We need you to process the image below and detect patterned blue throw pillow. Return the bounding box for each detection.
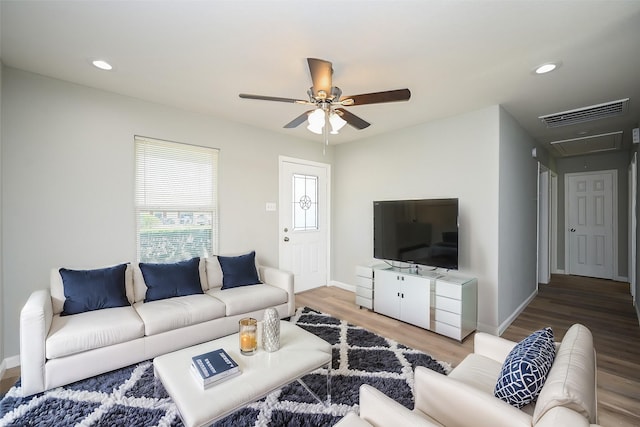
[494,327,556,408]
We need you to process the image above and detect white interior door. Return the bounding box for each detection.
[566,170,615,279]
[279,157,330,293]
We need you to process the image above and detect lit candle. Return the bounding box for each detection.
[240,332,256,351]
[239,317,258,355]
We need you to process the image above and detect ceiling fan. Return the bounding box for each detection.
[239,58,411,147]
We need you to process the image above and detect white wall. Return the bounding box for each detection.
[332,106,502,332]
[497,107,539,331]
[1,67,330,357]
[0,62,4,370]
[635,143,640,322]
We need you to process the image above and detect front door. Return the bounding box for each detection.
[279,157,330,293]
[566,170,616,279]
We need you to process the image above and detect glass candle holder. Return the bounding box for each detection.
[239,317,258,355]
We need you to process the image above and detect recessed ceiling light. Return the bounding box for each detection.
[92,59,113,71]
[534,62,559,75]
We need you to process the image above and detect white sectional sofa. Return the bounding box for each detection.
[19,254,294,397]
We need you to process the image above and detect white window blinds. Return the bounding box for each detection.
[135,136,219,262]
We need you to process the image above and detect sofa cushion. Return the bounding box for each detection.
[59,263,130,316]
[140,257,203,302]
[218,251,261,289]
[449,353,504,394]
[205,256,224,290]
[208,284,288,316]
[532,324,596,424]
[494,327,556,408]
[51,264,135,316]
[46,306,144,359]
[134,294,226,336]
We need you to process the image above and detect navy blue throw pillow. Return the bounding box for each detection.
[140,257,203,302]
[494,327,556,408]
[60,263,129,316]
[218,251,261,289]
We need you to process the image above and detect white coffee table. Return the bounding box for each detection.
[153,321,332,427]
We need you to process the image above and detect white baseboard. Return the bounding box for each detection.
[1,355,20,379]
[497,288,538,336]
[551,269,628,283]
[329,280,355,293]
[4,355,20,369]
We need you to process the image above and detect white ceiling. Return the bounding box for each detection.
[2,0,640,156]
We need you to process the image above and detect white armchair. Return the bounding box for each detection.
[336,324,601,427]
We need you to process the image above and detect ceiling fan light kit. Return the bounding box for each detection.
[329,111,347,134]
[239,58,411,151]
[306,109,325,134]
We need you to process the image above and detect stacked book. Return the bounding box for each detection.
[190,348,241,389]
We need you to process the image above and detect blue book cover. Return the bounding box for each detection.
[191,348,239,380]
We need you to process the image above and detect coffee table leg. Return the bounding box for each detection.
[297,361,331,406]
[325,360,332,405]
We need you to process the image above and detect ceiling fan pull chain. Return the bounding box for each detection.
[323,109,329,154]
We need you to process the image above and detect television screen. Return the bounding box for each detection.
[373,198,459,269]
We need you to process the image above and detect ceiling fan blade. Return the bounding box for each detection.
[239,93,309,104]
[307,58,333,98]
[284,110,314,128]
[340,88,411,106]
[335,108,370,130]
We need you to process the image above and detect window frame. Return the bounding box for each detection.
[134,136,219,263]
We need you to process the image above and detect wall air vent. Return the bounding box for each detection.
[539,98,629,128]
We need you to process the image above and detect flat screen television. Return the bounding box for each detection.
[373,198,459,269]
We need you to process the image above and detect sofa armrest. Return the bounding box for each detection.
[333,412,372,427]
[359,384,441,427]
[258,266,295,317]
[473,332,518,363]
[413,366,532,427]
[535,406,598,427]
[20,289,53,396]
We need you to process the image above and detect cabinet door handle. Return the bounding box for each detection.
[401,293,404,298]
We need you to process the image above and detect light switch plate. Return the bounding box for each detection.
[266,202,277,211]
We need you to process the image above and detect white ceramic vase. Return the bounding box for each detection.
[262,307,280,352]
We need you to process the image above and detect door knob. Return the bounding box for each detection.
[284,237,290,242]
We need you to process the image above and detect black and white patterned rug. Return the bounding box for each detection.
[0,307,451,426]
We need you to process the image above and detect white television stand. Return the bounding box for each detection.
[362,265,477,341]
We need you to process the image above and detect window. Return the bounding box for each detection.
[135,136,218,262]
[292,173,318,231]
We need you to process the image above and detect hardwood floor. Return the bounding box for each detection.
[297,274,640,427]
[2,274,638,426]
